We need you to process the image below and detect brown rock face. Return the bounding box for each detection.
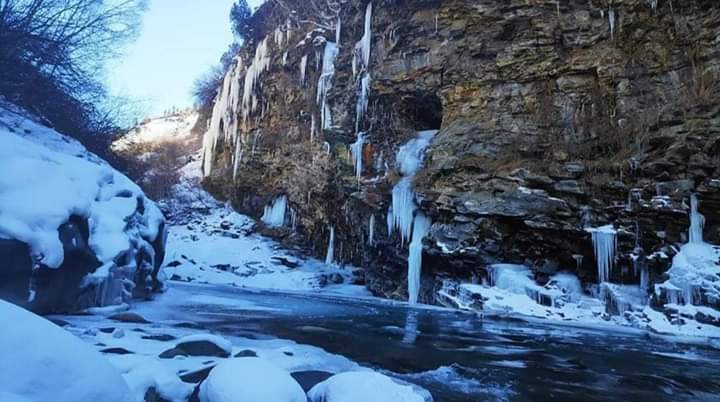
[201,0,720,304]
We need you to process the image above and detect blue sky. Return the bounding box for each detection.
[109,0,264,118]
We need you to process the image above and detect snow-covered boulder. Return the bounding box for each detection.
[308,371,428,402]
[199,358,305,402]
[0,102,166,312]
[0,300,134,402]
[160,334,232,358]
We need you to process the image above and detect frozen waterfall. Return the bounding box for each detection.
[689,194,705,244]
[386,130,436,304]
[408,213,431,304]
[388,130,436,244]
[586,225,617,283]
[325,226,335,265]
[261,196,287,228]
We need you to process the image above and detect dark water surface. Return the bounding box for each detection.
[160,283,720,402]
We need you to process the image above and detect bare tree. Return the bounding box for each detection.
[0,0,147,136]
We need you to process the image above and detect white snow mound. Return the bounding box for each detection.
[308,371,427,402]
[0,300,134,402]
[199,358,306,402]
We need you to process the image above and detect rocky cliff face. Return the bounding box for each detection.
[200,0,720,314]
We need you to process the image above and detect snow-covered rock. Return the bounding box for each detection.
[0,102,166,312]
[308,371,427,402]
[0,300,134,402]
[199,358,306,402]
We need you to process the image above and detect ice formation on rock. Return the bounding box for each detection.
[201,57,244,176]
[388,131,436,244]
[317,40,339,131]
[689,193,705,244]
[386,131,436,304]
[408,213,431,304]
[586,225,617,283]
[368,214,376,245]
[261,196,288,228]
[299,55,308,86]
[325,226,335,265]
[350,131,366,179]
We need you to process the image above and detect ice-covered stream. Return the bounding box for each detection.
[58,281,720,402]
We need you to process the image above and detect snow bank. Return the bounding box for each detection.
[199,358,306,402]
[308,371,426,402]
[0,104,163,269]
[0,300,134,402]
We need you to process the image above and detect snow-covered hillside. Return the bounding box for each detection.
[0,102,166,313]
[112,111,198,153]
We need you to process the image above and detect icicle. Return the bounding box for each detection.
[408,213,431,305]
[368,214,376,245]
[608,8,616,40]
[310,114,316,141]
[350,132,366,179]
[689,194,705,244]
[299,55,308,86]
[317,40,339,131]
[261,196,288,228]
[282,51,288,66]
[355,74,370,133]
[572,254,584,271]
[353,2,373,76]
[335,17,342,46]
[232,136,243,180]
[586,225,617,283]
[325,227,335,265]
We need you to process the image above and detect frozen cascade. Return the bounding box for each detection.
[317,40,339,131]
[350,132,366,179]
[325,226,335,265]
[388,130,436,244]
[408,213,431,304]
[261,196,287,228]
[586,225,617,283]
[368,214,376,245]
[689,194,705,244]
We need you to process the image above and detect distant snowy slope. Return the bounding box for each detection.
[112,111,198,152]
[0,101,167,312]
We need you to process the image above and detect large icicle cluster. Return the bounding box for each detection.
[202,23,293,177]
[386,130,436,304]
[241,38,272,124]
[261,196,288,228]
[201,57,244,176]
[586,225,617,283]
